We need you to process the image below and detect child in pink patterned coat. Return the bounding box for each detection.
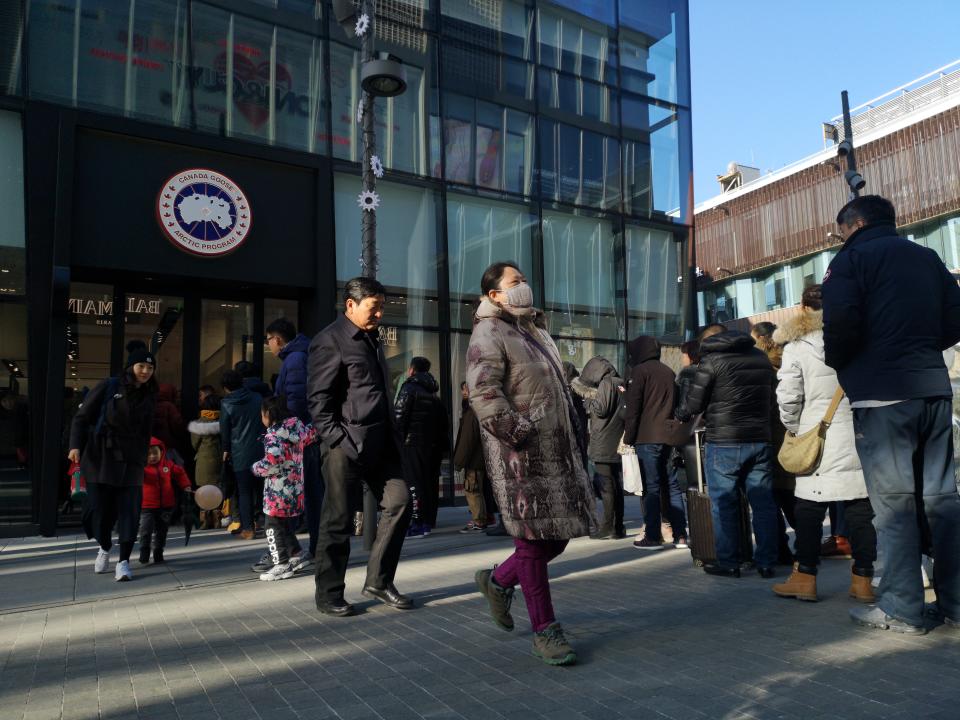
[252,396,317,581]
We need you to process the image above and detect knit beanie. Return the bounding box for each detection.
[125,340,156,369]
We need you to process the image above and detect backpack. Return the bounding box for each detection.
[93,376,122,442]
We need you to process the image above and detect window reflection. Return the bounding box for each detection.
[537,5,616,84]
[619,0,688,106]
[540,119,620,209]
[623,102,682,218]
[625,226,682,337]
[441,0,533,59]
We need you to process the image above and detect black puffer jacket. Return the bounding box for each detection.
[679,331,775,444]
[394,372,449,450]
[571,356,624,464]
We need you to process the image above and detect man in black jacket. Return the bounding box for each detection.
[622,336,688,550]
[394,357,448,536]
[307,277,412,616]
[823,195,960,634]
[572,356,626,539]
[680,328,779,578]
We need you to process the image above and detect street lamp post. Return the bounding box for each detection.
[837,90,866,199]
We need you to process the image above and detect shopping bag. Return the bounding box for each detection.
[621,451,643,496]
[69,462,86,502]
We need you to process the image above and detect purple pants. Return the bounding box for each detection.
[493,538,568,632]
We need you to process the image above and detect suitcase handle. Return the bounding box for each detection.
[694,429,705,493]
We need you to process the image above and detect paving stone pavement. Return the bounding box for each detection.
[2,499,960,720]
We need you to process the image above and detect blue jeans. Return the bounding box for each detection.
[853,398,960,626]
[704,442,778,570]
[636,444,687,541]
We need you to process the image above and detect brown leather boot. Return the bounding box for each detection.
[773,564,818,601]
[849,568,876,603]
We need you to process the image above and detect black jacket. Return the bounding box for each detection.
[220,388,265,471]
[679,331,774,444]
[571,356,624,464]
[307,314,399,463]
[822,222,960,402]
[453,402,484,471]
[69,373,156,486]
[622,336,686,446]
[675,365,697,418]
[394,372,449,450]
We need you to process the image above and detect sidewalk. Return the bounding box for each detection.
[2,499,959,720]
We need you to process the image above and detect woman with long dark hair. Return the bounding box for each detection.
[468,261,597,666]
[68,341,159,581]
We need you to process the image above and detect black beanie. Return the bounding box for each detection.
[125,340,156,369]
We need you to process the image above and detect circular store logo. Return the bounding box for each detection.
[156,169,251,257]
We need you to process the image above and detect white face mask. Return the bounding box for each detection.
[503,282,534,308]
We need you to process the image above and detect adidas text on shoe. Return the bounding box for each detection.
[633,536,665,551]
[260,562,295,581]
[532,623,576,666]
[94,549,111,574]
[849,605,926,635]
[114,560,133,582]
[475,568,515,631]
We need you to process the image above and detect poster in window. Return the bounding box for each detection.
[475,125,501,189]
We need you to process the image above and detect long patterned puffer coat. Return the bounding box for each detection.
[466,298,598,540]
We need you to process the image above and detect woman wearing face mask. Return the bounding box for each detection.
[467,262,598,667]
[68,341,160,582]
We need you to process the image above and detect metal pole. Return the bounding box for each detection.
[360,0,378,279]
[841,90,860,198]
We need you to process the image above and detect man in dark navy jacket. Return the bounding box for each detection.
[307,277,412,617]
[823,194,960,635]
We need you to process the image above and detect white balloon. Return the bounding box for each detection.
[194,485,224,511]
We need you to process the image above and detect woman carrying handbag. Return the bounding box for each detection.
[770,285,877,603]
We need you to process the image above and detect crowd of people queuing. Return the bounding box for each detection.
[66,194,960,665]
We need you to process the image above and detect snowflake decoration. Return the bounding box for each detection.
[354,13,370,37]
[370,155,384,179]
[357,189,381,212]
[356,98,364,125]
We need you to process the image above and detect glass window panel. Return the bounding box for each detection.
[329,41,432,175]
[537,68,618,124]
[539,119,620,209]
[262,298,299,388]
[542,210,619,339]
[625,226,683,338]
[619,0,688,105]
[447,193,536,329]
[545,0,615,27]
[124,294,184,388]
[1,2,24,95]
[199,299,255,389]
[537,6,615,84]
[334,174,439,326]
[441,0,533,60]
[553,337,623,377]
[248,0,320,14]
[26,0,77,103]
[624,104,682,218]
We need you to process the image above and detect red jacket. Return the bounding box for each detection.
[142,437,191,509]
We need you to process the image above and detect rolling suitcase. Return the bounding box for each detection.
[686,430,754,567]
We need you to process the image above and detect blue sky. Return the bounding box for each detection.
[689,0,960,204]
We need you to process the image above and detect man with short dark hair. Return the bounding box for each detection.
[394,356,448,537]
[308,277,412,616]
[823,194,960,634]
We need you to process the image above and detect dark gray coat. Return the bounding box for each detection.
[571,357,624,464]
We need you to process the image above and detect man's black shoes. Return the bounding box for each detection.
[316,594,356,617]
[703,564,741,578]
[758,567,776,579]
[362,583,414,610]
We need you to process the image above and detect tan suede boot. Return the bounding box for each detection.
[849,569,876,603]
[773,564,818,602]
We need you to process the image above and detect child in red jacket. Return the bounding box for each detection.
[139,437,192,564]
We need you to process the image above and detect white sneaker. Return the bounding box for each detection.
[115,560,133,582]
[260,562,294,581]
[94,549,110,574]
[291,551,314,573]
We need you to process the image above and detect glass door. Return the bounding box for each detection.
[199,299,255,389]
[123,293,185,390]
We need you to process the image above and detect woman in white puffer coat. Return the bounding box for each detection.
[770,284,877,603]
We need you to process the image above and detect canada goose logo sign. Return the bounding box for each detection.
[157,169,251,257]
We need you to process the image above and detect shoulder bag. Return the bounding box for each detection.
[777,387,844,475]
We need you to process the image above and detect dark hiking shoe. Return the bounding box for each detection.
[475,568,515,631]
[138,545,151,565]
[153,548,165,564]
[532,623,577,666]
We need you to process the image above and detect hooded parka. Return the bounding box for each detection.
[570,356,624,464]
[466,298,597,540]
[188,411,222,487]
[774,310,868,502]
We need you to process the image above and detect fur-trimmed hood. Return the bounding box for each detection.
[188,419,221,435]
[773,309,823,346]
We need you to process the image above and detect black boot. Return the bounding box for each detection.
[153,547,165,564]
[138,540,151,565]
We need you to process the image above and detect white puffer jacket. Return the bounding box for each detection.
[774,310,868,502]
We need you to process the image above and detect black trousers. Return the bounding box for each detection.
[594,462,625,534]
[83,482,142,552]
[794,497,877,572]
[265,515,302,565]
[302,443,325,556]
[139,507,174,552]
[401,445,442,528]
[315,446,411,602]
[774,487,797,557]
